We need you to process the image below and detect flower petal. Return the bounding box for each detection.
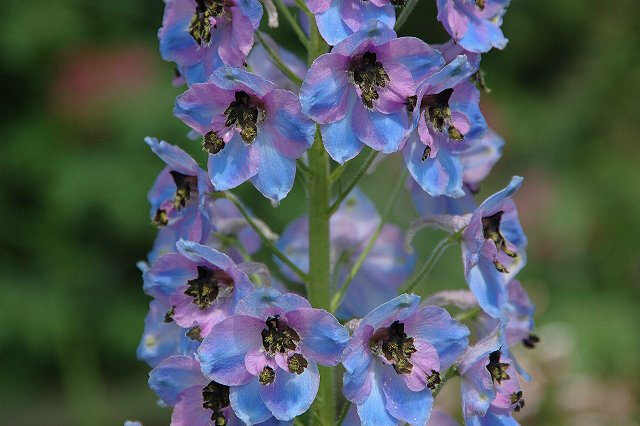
[208,135,260,190]
[259,360,320,420]
[251,132,297,202]
[380,363,433,425]
[285,308,349,366]
[320,95,364,163]
[148,356,207,405]
[230,377,274,425]
[300,53,351,123]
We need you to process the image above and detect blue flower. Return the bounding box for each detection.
[305,0,395,46]
[197,287,349,421]
[145,137,214,263]
[461,177,527,318]
[175,66,315,201]
[159,0,263,85]
[437,0,511,54]
[300,21,445,163]
[342,294,469,425]
[143,240,254,337]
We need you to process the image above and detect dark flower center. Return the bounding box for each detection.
[153,208,168,227]
[486,350,510,384]
[261,316,300,354]
[522,334,540,349]
[370,321,417,375]
[224,91,264,144]
[390,0,408,6]
[511,391,525,412]
[203,131,226,154]
[422,88,464,141]
[481,210,517,272]
[187,325,204,341]
[189,0,225,45]
[426,370,441,390]
[185,266,234,310]
[349,51,390,109]
[202,380,230,424]
[170,171,198,210]
[163,306,175,323]
[475,0,486,11]
[287,353,308,374]
[259,366,276,385]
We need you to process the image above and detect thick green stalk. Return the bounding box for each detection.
[306,16,334,425]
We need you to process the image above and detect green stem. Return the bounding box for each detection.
[327,148,379,215]
[395,0,419,31]
[455,306,482,323]
[402,236,455,294]
[336,400,351,426]
[306,15,334,424]
[222,192,309,282]
[273,0,310,49]
[255,31,303,86]
[330,168,408,313]
[294,0,312,16]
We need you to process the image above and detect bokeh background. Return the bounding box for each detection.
[1,0,639,424]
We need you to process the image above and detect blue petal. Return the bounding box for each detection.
[197,315,264,386]
[285,308,349,366]
[320,95,364,163]
[235,287,311,318]
[380,364,433,425]
[333,20,397,56]
[208,135,259,191]
[251,131,297,202]
[360,294,420,329]
[209,66,275,97]
[148,356,205,405]
[467,255,507,318]
[402,132,465,197]
[355,366,397,426]
[466,411,520,426]
[315,0,353,46]
[259,361,320,421]
[353,101,410,153]
[479,176,523,213]
[230,377,273,425]
[236,0,264,29]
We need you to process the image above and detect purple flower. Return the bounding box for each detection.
[144,240,254,337]
[149,355,290,425]
[462,177,527,318]
[175,66,315,201]
[342,294,469,425]
[436,0,511,54]
[458,326,524,426]
[159,0,263,85]
[408,127,504,216]
[276,188,415,319]
[402,55,488,198]
[197,287,349,421]
[300,21,445,163]
[137,300,200,367]
[305,0,395,46]
[247,33,307,93]
[145,137,214,263]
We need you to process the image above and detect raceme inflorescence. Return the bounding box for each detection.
[134,0,538,425]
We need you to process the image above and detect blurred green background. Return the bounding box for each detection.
[1,0,639,424]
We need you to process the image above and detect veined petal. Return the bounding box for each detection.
[251,132,297,202]
[320,95,364,163]
[300,53,351,123]
[259,360,320,420]
[261,89,315,158]
[352,100,410,153]
[149,356,207,405]
[380,363,433,425]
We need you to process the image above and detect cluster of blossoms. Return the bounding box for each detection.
[134,0,540,424]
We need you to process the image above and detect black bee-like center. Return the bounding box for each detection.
[224,91,264,144]
[189,0,226,45]
[349,51,390,109]
[370,321,417,375]
[261,316,300,354]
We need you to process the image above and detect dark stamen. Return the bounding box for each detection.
[153,209,168,227]
[187,325,203,342]
[287,353,308,374]
[522,334,540,349]
[224,91,262,143]
[370,321,417,375]
[189,0,225,45]
[511,391,525,411]
[203,131,225,154]
[202,381,230,425]
[422,88,464,141]
[482,211,518,260]
[406,95,417,112]
[261,316,300,354]
[169,171,197,209]
[349,51,390,109]
[486,350,510,384]
[421,146,431,161]
[259,366,275,385]
[163,307,175,323]
[475,0,486,10]
[185,266,233,310]
[426,370,441,390]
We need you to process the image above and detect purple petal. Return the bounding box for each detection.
[174,82,234,134]
[300,53,352,123]
[198,315,264,386]
[259,360,320,420]
[262,89,315,158]
[342,324,375,404]
[143,253,197,305]
[148,355,207,405]
[171,385,215,426]
[285,308,349,366]
[219,8,256,66]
